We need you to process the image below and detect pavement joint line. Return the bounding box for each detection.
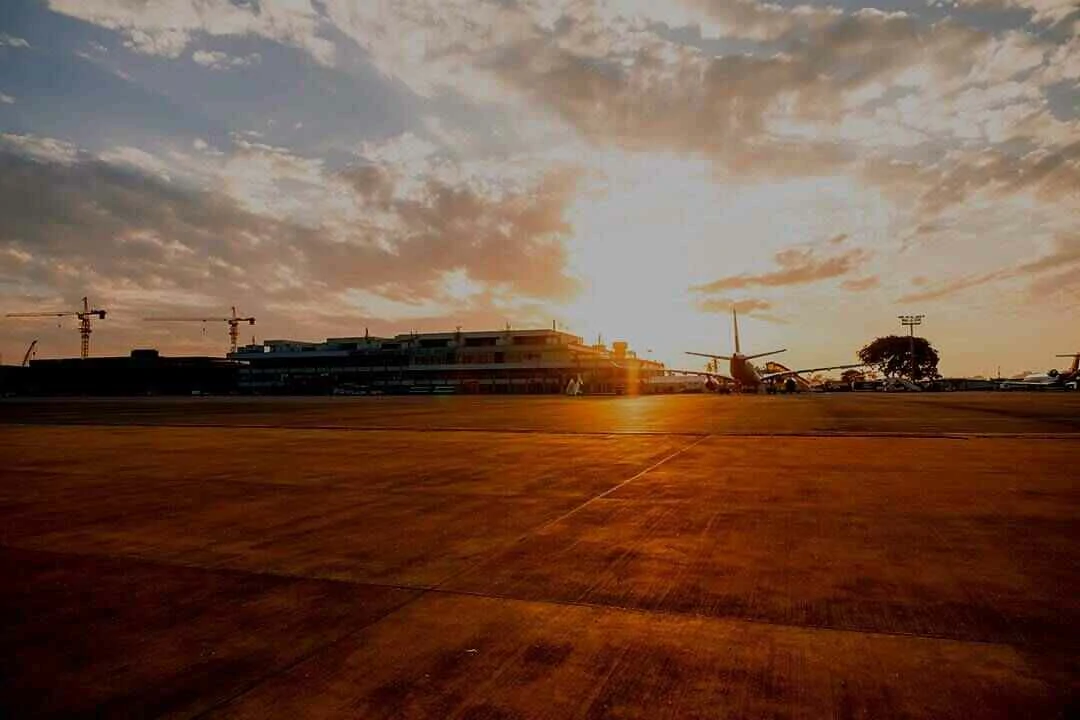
[5,421,1080,439]
[4,543,1044,654]
[523,434,712,538]
[409,434,718,599]
[390,437,716,595]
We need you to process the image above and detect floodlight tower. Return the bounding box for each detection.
[898,314,925,379]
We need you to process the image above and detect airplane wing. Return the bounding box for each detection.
[759,363,865,381]
[685,351,731,361]
[667,369,734,381]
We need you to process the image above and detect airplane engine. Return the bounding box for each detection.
[705,377,718,392]
[1049,369,1059,377]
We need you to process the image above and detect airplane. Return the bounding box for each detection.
[998,353,1080,391]
[664,367,732,393]
[682,307,864,393]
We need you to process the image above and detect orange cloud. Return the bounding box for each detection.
[694,296,787,324]
[692,242,871,293]
[841,276,881,291]
[899,235,1080,302]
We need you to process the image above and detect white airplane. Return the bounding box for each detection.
[682,307,864,393]
[999,353,1080,391]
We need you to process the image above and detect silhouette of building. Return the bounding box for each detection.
[230,328,664,394]
[22,350,241,396]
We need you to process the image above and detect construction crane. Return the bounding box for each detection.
[21,339,38,367]
[144,306,255,355]
[6,297,107,359]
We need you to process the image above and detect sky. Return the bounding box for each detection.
[0,0,1077,376]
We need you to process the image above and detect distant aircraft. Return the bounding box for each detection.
[999,353,1080,391]
[682,307,863,393]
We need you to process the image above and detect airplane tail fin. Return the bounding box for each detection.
[732,307,741,355]
[1056,353,1080,374]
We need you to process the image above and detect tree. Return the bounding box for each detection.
[858,335,940,381]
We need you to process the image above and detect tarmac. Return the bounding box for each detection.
[1,393,1077,718]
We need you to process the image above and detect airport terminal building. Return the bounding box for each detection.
[229,328,665,395]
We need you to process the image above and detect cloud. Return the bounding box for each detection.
[0,93,15,105]
[954,0,1079,26]
[966,31,1048,85]
[1040,39,1080,85]
[681,0,843,41]
[916,142,1080,218]
[898,269,1013,302]
[0,135,583,345]
[862,138,1080,258]
[899,234,1080,301]
[1018,234,1080,273]
[692,237,871,293]
[0,33,30,48]
[356,132,440,175]
[694,296,787,323]
[99,146,173,180]
[470,3,1074,186]
[0,147,282,299]
[47,1,1076,197]
[47,0,334,64]
[191,50,262,70]
[841,276,881,291]
[688,234,871,326]
[0,133,80,165]
[1028,265,1080,300]
[317,0,991,168]
[333,162,583,302]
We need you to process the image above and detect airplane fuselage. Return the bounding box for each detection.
[729,354,763,388]
[1000,372,1078,390]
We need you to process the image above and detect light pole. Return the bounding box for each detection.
[898,314,924,380]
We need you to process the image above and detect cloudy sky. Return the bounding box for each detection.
[0,0,1077,375]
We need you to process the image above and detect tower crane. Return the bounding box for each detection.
[21,339,38,367]
[144,306,255,355]
[6,297,107,359]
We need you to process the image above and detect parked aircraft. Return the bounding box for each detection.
[664,368,731,393]
[682,308,863,393]
[999,353,1080,390]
